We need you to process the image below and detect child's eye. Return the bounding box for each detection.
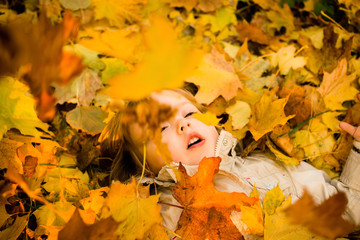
[185,112,195,118]
[161,126,168,132]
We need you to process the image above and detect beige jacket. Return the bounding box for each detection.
[152,130,360,234]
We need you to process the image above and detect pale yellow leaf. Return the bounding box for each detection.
[186,47,243,104]
[317,58,358,110]
[226,101,251,130]
[270,45,306,75]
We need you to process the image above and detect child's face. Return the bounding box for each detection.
[130,90,219,173]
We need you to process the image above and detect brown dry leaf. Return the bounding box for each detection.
[284,190,354,239]
[235,20,281,46]
[22,12,83,122]
[351,102,360,123]
[173,157,258,239]
[22,156,38,178]
[197,0,224,12]
[240,136,266,158]
[278,85,312,127]
[332,107,357,165]
[4,166,48,205]
[269,125,294,156]
[207,96,228,117]
[58,208,118,240]
[186,47,243,105]
[298,25,353,75]
[0,137,24,170]
[0,11,84,122]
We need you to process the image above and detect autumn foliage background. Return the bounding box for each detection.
[1,0,360,239]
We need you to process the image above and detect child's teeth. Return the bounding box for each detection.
[189,137,199,145]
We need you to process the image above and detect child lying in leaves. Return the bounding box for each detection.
[99,88,360,239]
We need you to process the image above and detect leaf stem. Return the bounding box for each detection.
[39,163,77,168]
[320,10,346,32]
[137,142,147,195]
[277,110,332,139]
[158,201,184,209]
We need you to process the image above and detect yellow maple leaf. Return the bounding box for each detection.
[186,47,243,105]
[321,111,341,132]
[270,45,306,75]
[79,26,142,62]
[263,185,286,216]
[79,187,109,215]
[252,0,295,36]
[226,100,251,130]
[248,90,295,141]
[317,58,358,110]
[103,15,203,100]
[292,118,336,160]
[231,186,264,236]
[101,179,163,240]
[194,111,220,126]
[91,0,146,27]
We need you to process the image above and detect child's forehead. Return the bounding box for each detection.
[150,90,191,107]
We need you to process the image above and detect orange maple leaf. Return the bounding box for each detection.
[173,157,258,239]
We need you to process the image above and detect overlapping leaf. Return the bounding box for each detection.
[173,157,258,239]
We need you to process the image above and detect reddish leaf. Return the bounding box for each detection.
[173,157,258,239]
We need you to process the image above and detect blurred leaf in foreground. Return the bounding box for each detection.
[103,15,203,101]
[284,190,354,239]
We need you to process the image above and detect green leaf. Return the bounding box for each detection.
[201,7,237,33]
[314,0,335,17]
[66,106,107,135]
[101,58,130,84]
[0,77,49,140]
[263,185,286,216]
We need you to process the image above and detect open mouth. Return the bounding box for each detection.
[187,137,204,149]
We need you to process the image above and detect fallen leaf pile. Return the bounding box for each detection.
[0,0,360,239]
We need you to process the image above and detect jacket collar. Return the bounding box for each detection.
[215,130,245,165]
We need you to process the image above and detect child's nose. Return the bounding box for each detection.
[177,119,190,134]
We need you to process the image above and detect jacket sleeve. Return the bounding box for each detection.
[332,140,360,225]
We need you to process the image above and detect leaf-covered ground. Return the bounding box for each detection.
[1,0,360,239]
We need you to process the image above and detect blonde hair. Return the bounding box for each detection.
[99,88,205,183]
